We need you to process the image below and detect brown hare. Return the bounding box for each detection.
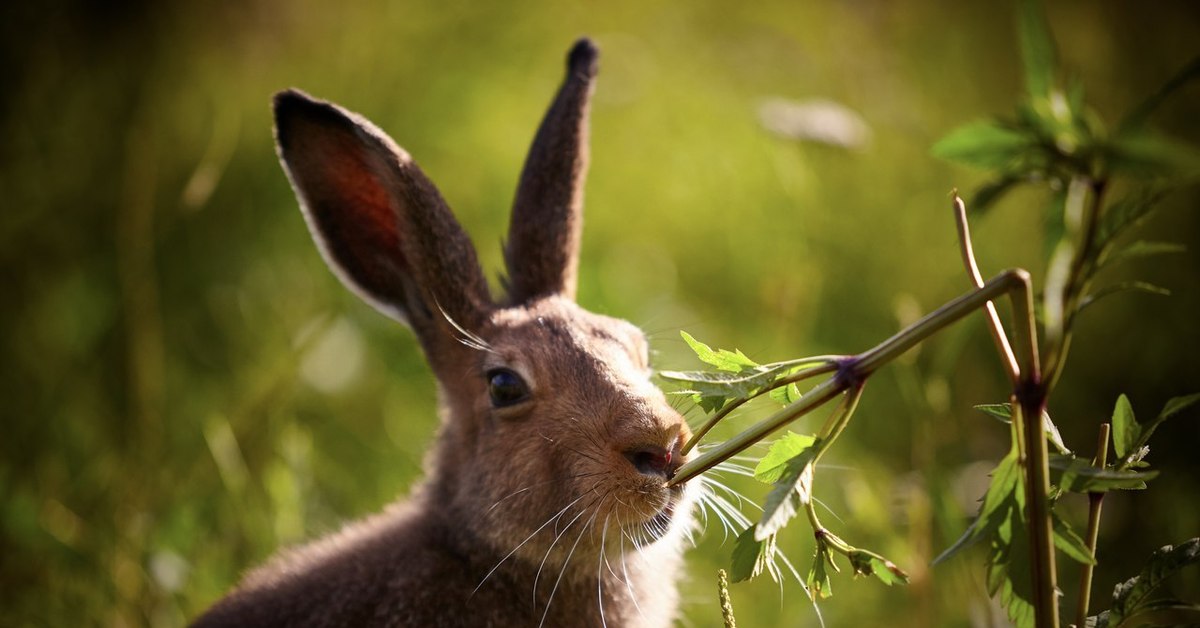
[193,38,696,627]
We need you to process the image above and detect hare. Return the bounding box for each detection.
[193,38,695,627]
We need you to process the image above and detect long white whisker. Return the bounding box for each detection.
[539,507,598,628]
[534,500,593,604]
[473,493,587,594]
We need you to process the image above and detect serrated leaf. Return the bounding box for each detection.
[1098,241,1186,271]
[753,433,817,483]
[1109,538,1200,625]
[1052,454,1159,492]
[757,449,817,540]
[1078,281,1171,313]
[974,403,1071,454]
[1052,509,1097,565]
[660,362,803,409]
[730,527,776,583]
[680,331,759,373]
[932,121,1034,169]
[1112,394,1141,459]
[1017,0,1056,100]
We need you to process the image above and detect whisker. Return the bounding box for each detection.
[473,493,588,594]
[539,506,599,628]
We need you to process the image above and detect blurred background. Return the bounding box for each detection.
[2,0,1198,625]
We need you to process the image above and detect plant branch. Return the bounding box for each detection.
[1043,177,1107,392]
[669,376,846,486]
[953,192,1020,383]
[671,270,1036,487]
[681,359,842,455]
[1076,423,1111,628]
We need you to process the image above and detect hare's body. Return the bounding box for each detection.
[195,40,694,627]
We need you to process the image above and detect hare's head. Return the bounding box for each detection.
[273,39,692,568]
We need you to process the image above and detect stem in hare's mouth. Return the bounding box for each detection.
[681,358,842,456]
[669,269,1036,488]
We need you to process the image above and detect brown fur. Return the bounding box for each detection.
[193,38,694,627]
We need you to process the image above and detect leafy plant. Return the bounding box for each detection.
[667,1,1200,625]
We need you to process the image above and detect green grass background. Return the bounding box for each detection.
[2,0,1198,625]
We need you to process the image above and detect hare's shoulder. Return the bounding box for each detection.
[194,499,482,626]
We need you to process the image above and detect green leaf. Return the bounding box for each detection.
[756,447,817,540]
[1016,0,1057,99]
[753,432,817,483]
[1157,393,1200,423]
[1098,241,1186,271]
[970,176,1022,215]
[1095,189,1168,254]
[768,381,802,406]
[1107,131,1200,178]
[1052,509,1096,565]
[974,403,1071,454]
[1109,538,1200,625]
[934,448,1021,565]
[1112,394,1140,459]
[1052,454,1158,493]
[1078,281,1171,313]
[932,121,1034,169]
[848,550,910,586]
[680,331,759,373]
[1120,54,1200,132]
[730,527,777,583]
[807,542,834,600]
[1120,393,1200,468]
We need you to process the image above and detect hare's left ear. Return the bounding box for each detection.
[273,89,492,339]
[503,38,598,304]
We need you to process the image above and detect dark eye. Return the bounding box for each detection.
[487,368,530,407]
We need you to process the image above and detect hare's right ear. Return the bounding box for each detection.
[273,90,492,341]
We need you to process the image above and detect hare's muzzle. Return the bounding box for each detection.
[623,437,684,481]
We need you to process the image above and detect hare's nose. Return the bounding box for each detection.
[624,444,681,479]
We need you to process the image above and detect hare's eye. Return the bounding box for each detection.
[487,368,529,407]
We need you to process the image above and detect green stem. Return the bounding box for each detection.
[857,269,1034,376]
[1044,178,1107,392]
[1076,423,1111,628]
[681,359,841,455]
[669,376,845,487]
[671,270,1035,487]
[1017,386,1058,628]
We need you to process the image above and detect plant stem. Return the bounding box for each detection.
[1076,423,1111,628]
[1017,386,1059,628]
[1004,261,1058,628]
[681,359,841,455]
[1043,178,1107,392]
[856,269,1033,376]
[671,270,1035,487]
[669,376,845,486]
[952,192,1020,383]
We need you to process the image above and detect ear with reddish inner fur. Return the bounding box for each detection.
[504,37,598,304]
[273,89,492,349]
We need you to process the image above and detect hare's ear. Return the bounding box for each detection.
[504,38,598,304]
[273,90,491,339]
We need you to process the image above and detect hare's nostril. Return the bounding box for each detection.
[625,446,673,477]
